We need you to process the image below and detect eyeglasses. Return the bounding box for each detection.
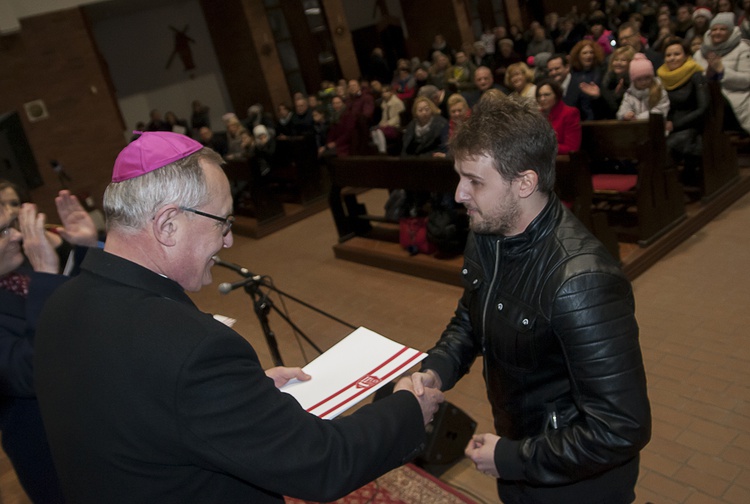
[618,32,638,45]
[180,207,234,236]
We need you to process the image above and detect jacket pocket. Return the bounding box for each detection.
[459,258,483,292]
[487,292,539,372]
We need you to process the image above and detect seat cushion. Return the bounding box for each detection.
[592,174,638,193]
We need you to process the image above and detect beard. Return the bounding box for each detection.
[468,193,521,236]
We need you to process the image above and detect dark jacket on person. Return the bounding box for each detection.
[1,270,67,503]
[665,72,708,134]
[289,109,315,137]
[421,194,651,504]
[462,84,508,108]
[566,65,606,120]
[326,109,358,157]
[199,132,229,157]
[600,71,630,119]
[401,116,449,157]
[34,249,426,504]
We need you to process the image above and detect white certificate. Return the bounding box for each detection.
[280,327,427,419]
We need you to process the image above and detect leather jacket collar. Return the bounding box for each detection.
[474,192,559,258]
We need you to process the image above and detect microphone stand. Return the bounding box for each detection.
[232,274,356,367]
[244,278,285,367]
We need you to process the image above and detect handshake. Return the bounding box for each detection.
[394,369,444,425]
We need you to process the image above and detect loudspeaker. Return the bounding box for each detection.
[416,401,477,466]
[372,383,477,469]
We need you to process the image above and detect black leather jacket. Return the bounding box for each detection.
[422,195,651,500]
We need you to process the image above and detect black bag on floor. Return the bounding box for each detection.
[427,193,468,257]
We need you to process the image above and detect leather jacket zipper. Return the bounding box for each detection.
[546,403,559,430]
[481,238,502,382]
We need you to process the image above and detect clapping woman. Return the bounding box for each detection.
[693,13,750,136]
[657,36,709,186]
[578,45,636,119]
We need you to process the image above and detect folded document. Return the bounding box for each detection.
[280,327,427,419]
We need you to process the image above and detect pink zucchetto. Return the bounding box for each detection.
[112,131,203,182]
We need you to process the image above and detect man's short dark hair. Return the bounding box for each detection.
[661,35,689,55]
[547,53,569,68]
[450,97,557,193]
[618,21,640,36]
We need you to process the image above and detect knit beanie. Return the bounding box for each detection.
[533,52,552,69]
[253,125,269,140]
[710,12,735,29]
[692,7,712,22]
[629,53,654,80]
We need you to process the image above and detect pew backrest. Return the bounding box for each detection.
[327,156,458,240]
[328,156,458,193]
[580,113,684,246]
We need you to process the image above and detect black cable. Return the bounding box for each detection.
[267,277,310,364]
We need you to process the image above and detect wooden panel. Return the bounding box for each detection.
[328,156,458,191]
[0,7,126,215]
[200,0,290,118]
[400,0,465,61]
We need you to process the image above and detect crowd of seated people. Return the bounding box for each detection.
[131,0,748,202]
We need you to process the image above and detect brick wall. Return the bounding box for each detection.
[0,7,125,218]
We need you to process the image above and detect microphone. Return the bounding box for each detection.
[218,275,263,295]
[212,255,255,278]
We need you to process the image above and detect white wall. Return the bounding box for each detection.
[88,0,231,135]
[118,73,227,139]
[5,0,231,136]
[7,0,406,135]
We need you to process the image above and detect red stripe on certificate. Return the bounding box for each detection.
[316,350,424,418]
[305,346,410,413]
[307,346,420,417]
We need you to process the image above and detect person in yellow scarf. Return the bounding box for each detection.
[657,36,708,189]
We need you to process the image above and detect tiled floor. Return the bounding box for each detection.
[1,190,748,503]
[628,191,750,504]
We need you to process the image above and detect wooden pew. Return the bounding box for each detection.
[555,152,592,229]
[581,113,686,246]
[329,154,626,282]
[701,81,740,200]
[223,157,285,224]
[328,156,458,240]
[269,135,327,204]
[555,152,620,262]
[327,156,462,285]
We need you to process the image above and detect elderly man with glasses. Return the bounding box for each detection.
[33,131,443,504]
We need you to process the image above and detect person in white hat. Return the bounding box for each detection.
[685,6,713,40]
[617,53,671,121]
[693,12,750,135]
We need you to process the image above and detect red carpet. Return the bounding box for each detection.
[284,463,478,504]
